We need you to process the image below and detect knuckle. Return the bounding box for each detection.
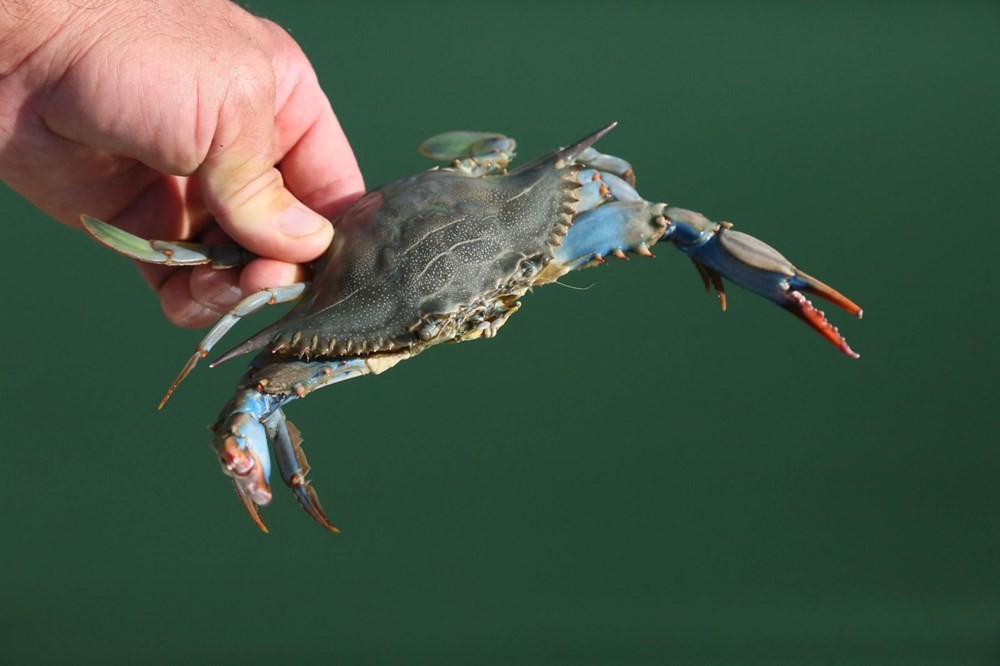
[217,165,286,213]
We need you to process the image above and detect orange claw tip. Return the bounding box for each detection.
[796,270,863,318]
[233,480,271,534]
[249,512,270,534]
[786,291,860,359]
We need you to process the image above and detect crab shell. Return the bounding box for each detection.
[215,142,596,364]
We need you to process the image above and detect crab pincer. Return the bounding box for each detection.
[662,207,863,358]
[215,410,273,532]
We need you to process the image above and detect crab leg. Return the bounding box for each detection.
[418,131,517,176]
[575,176,612,211]
[213,402,274,533]
[554,201,667,269]
[158,283,308,408]
[576,146,635,185]
[211,352,410,531]
[81,215,255,267]
[552,162,861,356]
[79,215,309,403]
[661,207,863,357]
[267,413,339,533]
[210,359,359,532]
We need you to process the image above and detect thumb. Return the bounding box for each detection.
[197,71,333,263]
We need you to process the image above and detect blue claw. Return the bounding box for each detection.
[205,356,372,532]
[213,392,276,532]
[269,416,339,533]
[662,207,863,358]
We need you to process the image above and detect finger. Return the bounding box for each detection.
[157,268,223,329]
[147,217,301,327]
[197,62,333,264]
[278,103,365,221]
[266,24,365,219]
[239,257,304,295]
[157,258,305,329]
[99,175,214,309]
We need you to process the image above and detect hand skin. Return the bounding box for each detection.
[0,0,364,327]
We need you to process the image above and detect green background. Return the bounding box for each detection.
[2,1,997,663]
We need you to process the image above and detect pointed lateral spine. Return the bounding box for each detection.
[546,167,583,250]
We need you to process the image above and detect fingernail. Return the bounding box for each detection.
[278,202,327,238]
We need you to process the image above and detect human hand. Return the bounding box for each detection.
[0,0,364,327]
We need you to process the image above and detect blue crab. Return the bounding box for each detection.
[82,123,862,533]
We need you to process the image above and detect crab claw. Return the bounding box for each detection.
[662,207,863,358]
[268,417,339,533]
[214,411,273,532]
